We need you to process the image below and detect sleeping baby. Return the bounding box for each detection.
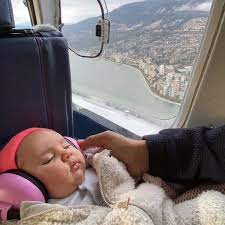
[0,128,103,206]
[1,128,223,225]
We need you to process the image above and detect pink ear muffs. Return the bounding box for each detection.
[0,170,48,221]
[0,137,80,221]
[64,136,81,150]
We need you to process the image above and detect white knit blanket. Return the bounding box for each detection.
[3,150,225,225]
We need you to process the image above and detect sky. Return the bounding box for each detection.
[177,1,212,11]
[11,0,212,25]
[11,0,144,25]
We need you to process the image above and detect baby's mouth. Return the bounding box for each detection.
[71,161,80,172]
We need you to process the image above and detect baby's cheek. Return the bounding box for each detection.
[39,165,67,183]
[53,165,70,179]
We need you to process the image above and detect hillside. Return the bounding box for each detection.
[62,0,211,66]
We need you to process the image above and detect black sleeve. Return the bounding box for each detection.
[143,125,225,183]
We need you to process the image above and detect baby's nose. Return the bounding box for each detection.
[62,151,73,162]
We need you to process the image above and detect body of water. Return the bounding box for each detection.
[69,52,180,126]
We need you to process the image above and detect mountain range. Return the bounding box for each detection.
[62,0,212,66]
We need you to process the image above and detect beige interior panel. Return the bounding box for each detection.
[186,9,225,127]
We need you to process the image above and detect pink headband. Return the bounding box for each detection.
[0,128,43,173]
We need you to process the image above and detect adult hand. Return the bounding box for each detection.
[78,131,149,177]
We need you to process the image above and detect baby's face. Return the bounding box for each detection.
[16,129,86,198]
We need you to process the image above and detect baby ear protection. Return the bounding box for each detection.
[0,170,48,221]
[64,136,81,150]
[0,136,79,221]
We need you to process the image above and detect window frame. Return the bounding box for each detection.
[36,0,224,135]
[173,0,225,128]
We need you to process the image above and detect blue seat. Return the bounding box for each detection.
[0,0,73,148]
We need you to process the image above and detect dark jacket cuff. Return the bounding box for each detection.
[143,134,169,178]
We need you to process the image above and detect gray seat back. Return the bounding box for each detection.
[0,0,73,148]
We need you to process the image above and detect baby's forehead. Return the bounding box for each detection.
[18,130,63,155]
[27,129,62,141]
[17,130,66,166]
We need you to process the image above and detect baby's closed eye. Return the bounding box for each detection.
[64,145,70,149]
[63,142,71,149]
[42,155,55,165]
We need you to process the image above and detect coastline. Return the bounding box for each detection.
[143,80,181,106]
[129,63,182,106]
[107,58,181,106]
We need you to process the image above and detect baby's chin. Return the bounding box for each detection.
[75,171,86,186]
[50,185,79,199]
[73,166,86,182]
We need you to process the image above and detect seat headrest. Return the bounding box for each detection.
[0,0,15,31]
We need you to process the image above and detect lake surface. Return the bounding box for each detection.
[69,52,180,125]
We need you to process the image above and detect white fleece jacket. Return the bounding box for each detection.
[4,150,225,225]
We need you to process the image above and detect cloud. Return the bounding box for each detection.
[176,1,212,12]
[194,2,212,11]
[62,0,144,24]
[11,0,144,25]
[61,2,101,24]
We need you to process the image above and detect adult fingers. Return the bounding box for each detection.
[78,131,110,150]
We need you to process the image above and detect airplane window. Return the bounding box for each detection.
[11,0,31,28]
[62,0,213,132]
